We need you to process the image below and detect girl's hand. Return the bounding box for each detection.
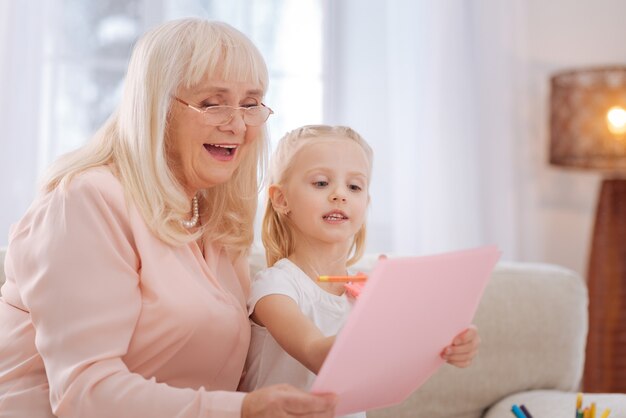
[242,384,337,418]
[440,325,480,368]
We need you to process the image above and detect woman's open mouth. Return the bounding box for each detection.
[203,143,238,161]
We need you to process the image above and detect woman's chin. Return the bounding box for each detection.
[198,168,238,189]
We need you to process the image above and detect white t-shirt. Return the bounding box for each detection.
[240,258,364,418]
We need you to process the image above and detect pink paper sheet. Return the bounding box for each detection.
[311,245,501,416]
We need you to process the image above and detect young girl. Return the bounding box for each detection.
[239,125,479,416]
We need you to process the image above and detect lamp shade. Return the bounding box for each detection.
[550,66,626,171]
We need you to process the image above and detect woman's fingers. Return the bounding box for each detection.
[242,384,336,418]
[283,392,336,415]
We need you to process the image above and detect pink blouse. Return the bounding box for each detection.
[0,167,251,417]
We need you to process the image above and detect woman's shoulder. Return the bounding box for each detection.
[51,166,129,220]
[65,166,123,197]
[9,166,134,260]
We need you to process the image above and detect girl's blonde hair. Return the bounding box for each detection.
[262,125,374,267]
[41,18,269,257]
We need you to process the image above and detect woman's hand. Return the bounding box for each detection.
[440,325,480,368]
[242,384,337,418]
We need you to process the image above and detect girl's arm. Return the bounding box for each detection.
[251,295,334,374]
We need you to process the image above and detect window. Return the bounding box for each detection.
[41,0,324,167]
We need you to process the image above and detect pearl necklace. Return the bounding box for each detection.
[181,195,199,229]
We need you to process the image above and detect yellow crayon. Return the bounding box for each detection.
[600,408,611,418]
[590,402,596,418]
[576,393,583,410]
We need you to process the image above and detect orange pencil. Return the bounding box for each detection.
[317,275,367,282]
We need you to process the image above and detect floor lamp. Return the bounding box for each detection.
[549,66,626,393]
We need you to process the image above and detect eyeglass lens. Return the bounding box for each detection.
[203,106,271,126]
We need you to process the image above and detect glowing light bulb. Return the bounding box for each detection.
[606,106,626,135]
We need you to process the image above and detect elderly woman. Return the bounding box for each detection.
[0,18,336,418]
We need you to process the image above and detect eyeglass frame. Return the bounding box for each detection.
[173,96,274,127]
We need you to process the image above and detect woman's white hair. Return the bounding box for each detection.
[42,18,269,256]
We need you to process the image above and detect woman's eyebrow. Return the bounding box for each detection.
[246,89,264,96]
[195,87,264,97]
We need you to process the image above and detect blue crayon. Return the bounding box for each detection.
[520,404,533,418]
[511,404,528,418]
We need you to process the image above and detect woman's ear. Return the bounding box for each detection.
[268,184,290,215]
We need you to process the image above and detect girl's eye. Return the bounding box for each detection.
[313,181,328,188]
[349,184,363,192]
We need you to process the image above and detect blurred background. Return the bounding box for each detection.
[2,0,626,280]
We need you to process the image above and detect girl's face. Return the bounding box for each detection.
[166,77,265,198]
[274,137,370,250]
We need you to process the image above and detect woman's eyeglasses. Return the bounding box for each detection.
[174,97,273,127]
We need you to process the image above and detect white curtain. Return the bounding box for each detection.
[325,0,526,260]
[0,1,47,246]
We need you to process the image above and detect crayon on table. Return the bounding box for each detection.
[317,275,367,282]
[576,392,583,418]
[590,402,596,418]
[511,404,527,418]
[520,404,533,418]
[600,408,611,418]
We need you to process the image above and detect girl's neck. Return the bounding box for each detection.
[288,248,347,276]
[288,248,349,296]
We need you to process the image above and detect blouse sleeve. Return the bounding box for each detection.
[14,173,244,418]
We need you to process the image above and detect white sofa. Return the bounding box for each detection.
[3,249,626,417]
